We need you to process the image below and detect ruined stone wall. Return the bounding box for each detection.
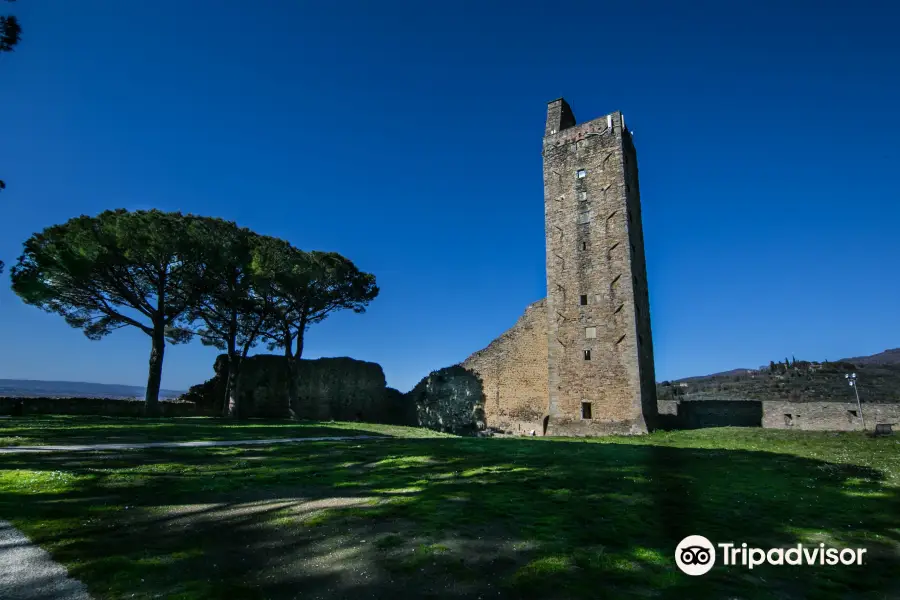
[543,99,655,435]
[763,401,900,431]
[461,299,549,434]
[234,355,294,418]
[185,354,409,423]
[656,399,762,429]
[406,366,487,435]
[293,357,389,422]
[655,399,900,432]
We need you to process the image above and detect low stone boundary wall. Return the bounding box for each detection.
[763,401,900,431]
[0,397,210,417]
[655,399,762,430]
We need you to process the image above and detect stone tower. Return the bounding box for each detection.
[543,98,657,435]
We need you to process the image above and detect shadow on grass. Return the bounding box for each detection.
[0,415,422,447]
[1,437,898,599]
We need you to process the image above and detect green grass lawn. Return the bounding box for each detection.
[0,415,447,446]
[0,421,898,599]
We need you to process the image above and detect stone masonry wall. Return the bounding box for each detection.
[657,400,763,429]
[294,357,390,422]
[406,366,487,435]
[543,99,655,435]
[462,299,549,434]
[183,354,407,423]
[622,128,659,429]
[763,401,900,431]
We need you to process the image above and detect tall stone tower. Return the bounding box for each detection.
[543,98,657,435]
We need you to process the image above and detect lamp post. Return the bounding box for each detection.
[845,373,866,431]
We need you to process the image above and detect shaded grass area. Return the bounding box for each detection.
[0,415,448,447]
[0,428,898,598]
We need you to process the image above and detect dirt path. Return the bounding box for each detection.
[0,520,93,600]
[0,435,387,454]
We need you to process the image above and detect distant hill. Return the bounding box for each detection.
[660,349,900,404]
[678,368,757,382]
[0,379,184,400]
[840,348,900,366]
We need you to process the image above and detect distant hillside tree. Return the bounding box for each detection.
[10,209,207,414]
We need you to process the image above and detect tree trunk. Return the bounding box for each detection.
[287,318,307,420]
[294,326,305,362]
[221,360,232,415]
[282,322,293,359]
[144,325,166,417]
[224,355,241,418]
[223,319,238,417]
[286,354,299,420]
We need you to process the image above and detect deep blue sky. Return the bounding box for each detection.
[1,1,898,392]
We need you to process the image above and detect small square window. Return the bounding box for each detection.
[577,169,586,178]
[583,349,591,360]
[581,241,588,251]
[585,327,597,339]
[581,402,592,419]
[580,295,588,306]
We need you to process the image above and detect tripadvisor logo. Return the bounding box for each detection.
[675,535,867,576]
[675,535,716,575]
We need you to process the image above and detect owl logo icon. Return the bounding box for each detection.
[675,535,716,575]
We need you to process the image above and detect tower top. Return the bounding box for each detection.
[545,98,576,137]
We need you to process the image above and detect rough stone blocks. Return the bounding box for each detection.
[458,98,659,436]
[543,99,657,435]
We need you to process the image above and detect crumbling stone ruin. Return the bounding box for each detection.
[460,299,548,435]
[405,366,486,435]
[181,354,411,424]
[414,98,659,436]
